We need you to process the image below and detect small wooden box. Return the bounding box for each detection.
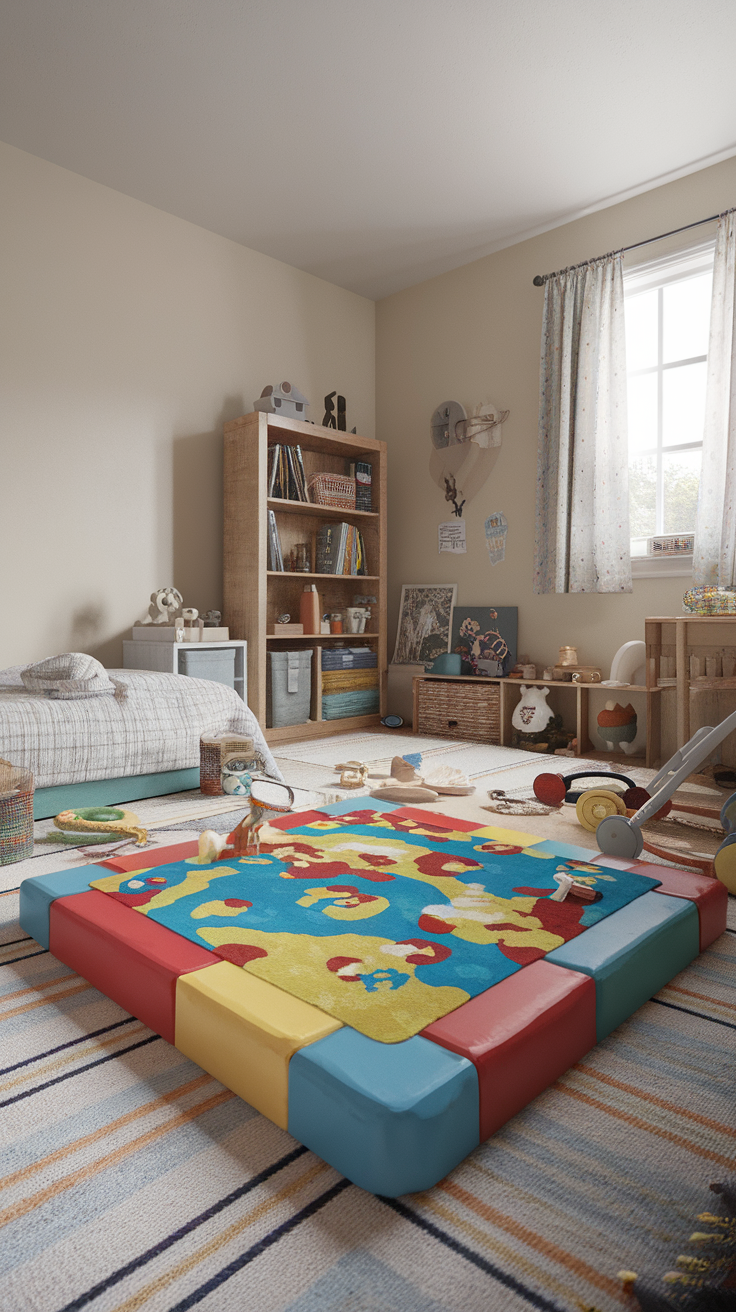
[416,678,500,742]
[272,623,304,636]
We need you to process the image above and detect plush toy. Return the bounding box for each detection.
[597,701,637,753]
[510,685,570,753]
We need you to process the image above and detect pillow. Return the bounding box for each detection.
[20,653,126,700]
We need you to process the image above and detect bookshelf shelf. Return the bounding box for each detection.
[266,632,380,642]
[267,572,380,581]
[267,498,379,520]
[223,410,387,744]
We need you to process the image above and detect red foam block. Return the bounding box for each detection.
[389,807,483,832]
[100,840,198,872]
[422,959,596,1142]
[628,862,728,951]
[49,890,215,1043]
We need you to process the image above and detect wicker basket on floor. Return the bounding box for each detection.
[0,760,34,865]
[416,680,501,743]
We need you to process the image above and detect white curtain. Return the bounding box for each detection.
[534,253,631,593]
[694,212,736,587]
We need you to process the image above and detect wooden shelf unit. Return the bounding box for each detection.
[412,674,667,767]
[223,410,387,744]
[646,614,736,756]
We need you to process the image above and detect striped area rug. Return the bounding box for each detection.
[1,882,734,1312]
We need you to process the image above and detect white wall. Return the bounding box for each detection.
[377,155,736,682]
[0,141,375,668]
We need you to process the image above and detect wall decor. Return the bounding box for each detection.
[485,512,508,565]
[392,584,457,665]
[253,381,309,419]
[443,474,466,518]
[438,521,467,553]
[430,400,467,449]
[464,403,510,448]
[451,606,517,675]
[322,392,347,430]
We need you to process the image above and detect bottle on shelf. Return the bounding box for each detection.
[300,584,322,635]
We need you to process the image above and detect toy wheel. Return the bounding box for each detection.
[720,791,736,834]
[622,787,650,811]
[533,773,566,806]
[714,832,736,893]
[576,789,627,832]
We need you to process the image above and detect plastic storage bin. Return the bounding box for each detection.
[179,647,236,689]
[268,650,313,727]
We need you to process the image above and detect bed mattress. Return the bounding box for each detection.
[0,666,279,788]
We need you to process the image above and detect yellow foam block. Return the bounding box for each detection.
[174,961,342,1129]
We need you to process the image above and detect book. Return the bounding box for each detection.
[355,461,372,511]
[268,510,284,571]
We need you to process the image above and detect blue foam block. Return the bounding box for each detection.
[546,891,699,1040]
[531,839,600,859]
[288,1027,479,1196]
[19,867,100,949]
[316,796,400,816]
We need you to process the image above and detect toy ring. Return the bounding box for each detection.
[575,789,627,832]
[54,807,147,845]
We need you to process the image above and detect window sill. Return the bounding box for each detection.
[631,554,693,579]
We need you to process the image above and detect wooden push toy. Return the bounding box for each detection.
[19,796,727,1196]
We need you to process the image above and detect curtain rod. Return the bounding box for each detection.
[531,207,735,286]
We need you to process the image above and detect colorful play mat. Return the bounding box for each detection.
[90,807,660,1042]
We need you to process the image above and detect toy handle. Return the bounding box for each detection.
[564,770,636,798]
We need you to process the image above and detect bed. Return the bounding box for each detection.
[0,664,280,818]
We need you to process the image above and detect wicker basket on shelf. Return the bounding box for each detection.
[416,680,500,743]
[307,473,356,509]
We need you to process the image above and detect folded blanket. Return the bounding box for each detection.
[20,653,126,700]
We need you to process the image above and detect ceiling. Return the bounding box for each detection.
[1,1,735,300]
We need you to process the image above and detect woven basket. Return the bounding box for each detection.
[0,760,34,866]
[307,473,356,509]
[416,680,500,743]
[199,734,256,795]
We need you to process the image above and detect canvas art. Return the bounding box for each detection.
[392,584,457,665]
[451,606,518,675]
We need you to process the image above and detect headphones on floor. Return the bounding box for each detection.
[533,770,649,809]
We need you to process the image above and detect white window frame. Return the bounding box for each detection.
[624,240,715,578]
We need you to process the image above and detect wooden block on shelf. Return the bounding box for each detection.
[272,623,304,635]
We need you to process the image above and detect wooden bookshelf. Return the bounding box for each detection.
[223,410,387,744]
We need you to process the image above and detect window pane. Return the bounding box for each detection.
[662,271,712,363]
[629,454,657,538]
[662,361,707,447]
[662,448,701,534]
[627,371,657,454]
[625,288,658,371]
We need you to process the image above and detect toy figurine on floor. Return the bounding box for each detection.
[229,780,295,855]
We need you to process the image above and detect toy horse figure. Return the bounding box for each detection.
[229,781,295,855]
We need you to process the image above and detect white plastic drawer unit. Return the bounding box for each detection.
[122,640,247,701]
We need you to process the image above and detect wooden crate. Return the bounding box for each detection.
[416,678,500,742]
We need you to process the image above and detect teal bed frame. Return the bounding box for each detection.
[33,768,200,820]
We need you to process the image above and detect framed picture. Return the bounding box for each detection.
[392,584,457,665]
[450,606,517,676]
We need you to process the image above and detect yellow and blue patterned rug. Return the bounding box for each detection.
[90,808,659,1042]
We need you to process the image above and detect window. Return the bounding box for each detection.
[624,241,715,573]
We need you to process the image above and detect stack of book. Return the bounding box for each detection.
[268,444,309,502]
[321,647,377,670]
[315,522,368,575]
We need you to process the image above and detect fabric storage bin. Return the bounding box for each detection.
[269,650,313,727]
[416,679,500,742]
[178,647,236,690]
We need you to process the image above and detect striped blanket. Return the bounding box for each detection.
[0,666,279,789]
[1,869,733,1311]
